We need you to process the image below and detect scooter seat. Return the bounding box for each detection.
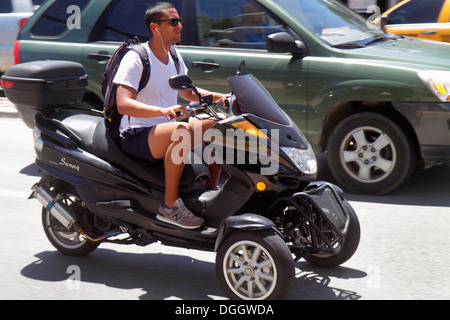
[55,112,209,188]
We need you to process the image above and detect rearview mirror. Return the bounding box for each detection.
[169,74,195,91]
[380,14,389,27]
[236,60,246,76]
[169,74,202,101]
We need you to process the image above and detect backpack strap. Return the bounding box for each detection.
[169,46,180,75]
[129,44,151,92]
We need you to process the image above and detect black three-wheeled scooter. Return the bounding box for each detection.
[1,60,360,300]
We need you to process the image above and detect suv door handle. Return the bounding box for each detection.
[88,51,112,61]
[192,61,220,71]
[422,30,437,35]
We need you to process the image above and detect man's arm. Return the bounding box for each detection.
[179,88,227,103]
[117,84,187,119]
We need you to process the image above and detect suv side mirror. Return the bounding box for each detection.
[380,14,389,27]
[267,32,308,56]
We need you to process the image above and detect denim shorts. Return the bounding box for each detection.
[120,127,156,163]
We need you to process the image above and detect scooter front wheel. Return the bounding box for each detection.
[303,199,360,268]
[216,229,294,300]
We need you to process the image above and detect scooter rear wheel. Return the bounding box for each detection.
[216,229,294,300]
[42,205,99,257]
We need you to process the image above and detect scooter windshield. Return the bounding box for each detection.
[228,74,290,125]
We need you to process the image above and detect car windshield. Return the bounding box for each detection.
[273,0,387,47]
[228,74,290,125]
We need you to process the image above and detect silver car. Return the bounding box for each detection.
[0,0,43,74]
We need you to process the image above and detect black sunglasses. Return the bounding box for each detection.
[154,17,183,27]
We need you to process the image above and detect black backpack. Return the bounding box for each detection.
[102,38,180,141]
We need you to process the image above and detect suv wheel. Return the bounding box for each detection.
[327,112,415,195]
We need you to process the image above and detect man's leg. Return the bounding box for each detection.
[188,117,223,190]
[148,122,191,207]
[148,121,204,229]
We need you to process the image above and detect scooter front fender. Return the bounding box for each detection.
[214,213,277,252]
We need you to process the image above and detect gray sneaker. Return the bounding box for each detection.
[157,198,204,229]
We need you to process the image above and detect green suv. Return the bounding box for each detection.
[14,0,450,195]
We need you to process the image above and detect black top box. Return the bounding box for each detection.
[1,60,88,110]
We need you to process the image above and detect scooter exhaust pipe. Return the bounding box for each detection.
[31,184,78,231]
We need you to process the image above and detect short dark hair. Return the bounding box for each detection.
[144,2,175,38]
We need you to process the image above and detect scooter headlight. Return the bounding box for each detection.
[281,146,317,174]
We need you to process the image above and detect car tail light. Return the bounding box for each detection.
[14,41,20,65]
[19,18,28,28]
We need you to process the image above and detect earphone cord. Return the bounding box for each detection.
[156,29,169,56]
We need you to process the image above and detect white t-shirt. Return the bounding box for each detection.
[113,42,187,134]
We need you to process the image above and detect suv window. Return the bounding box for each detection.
[31,0,90,36]
[387,0,445,24]
[0,0,12,13]
[195,0,285,49]
[90,0,186,43]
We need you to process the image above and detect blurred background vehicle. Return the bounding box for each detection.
[0,0,45,75]
[343,0,401,16]
[381,0,450,42]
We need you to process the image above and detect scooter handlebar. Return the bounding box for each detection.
[166,97,228,121]
[165,111,185,121]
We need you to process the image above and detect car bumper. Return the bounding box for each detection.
[393,102,450,168]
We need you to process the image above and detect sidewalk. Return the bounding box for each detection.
[0,91,19,118]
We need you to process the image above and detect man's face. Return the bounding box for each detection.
[153,8,183,44]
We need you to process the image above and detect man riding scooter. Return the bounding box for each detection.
[114,2,227,229]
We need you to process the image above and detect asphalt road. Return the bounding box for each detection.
[1,105,450,300]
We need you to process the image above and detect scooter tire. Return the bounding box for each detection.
[42,207,100,256]
[303,199,360,268]
[216,229,294,300]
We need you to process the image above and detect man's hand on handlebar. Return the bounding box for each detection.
[164,104,188,121]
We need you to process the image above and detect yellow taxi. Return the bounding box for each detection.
[381,0,450,42]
